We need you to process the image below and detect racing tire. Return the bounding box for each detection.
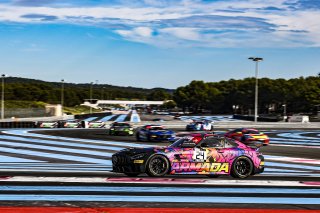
[124,172,139,177]
[146,155,170,177]
[231,156,253,179]
[136,133,141,141]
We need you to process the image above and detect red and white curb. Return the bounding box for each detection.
[1,176,320,187]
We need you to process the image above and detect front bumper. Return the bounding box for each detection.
[112,153,146,174]
[254,155,265,174]
[149,134,175,142]
[112,130,134,136]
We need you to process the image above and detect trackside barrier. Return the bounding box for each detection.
[0,122,36,128]
[233,115,282,122]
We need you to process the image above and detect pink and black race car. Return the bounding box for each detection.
[112,133,264,178]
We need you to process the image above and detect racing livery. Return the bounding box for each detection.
[136,125,175,142]
[88,121,106,128]
[109,122,134,136]
[112,134,264,178]
[225,128,270,146]
[186,120,214,131]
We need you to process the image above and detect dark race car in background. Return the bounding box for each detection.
[186,120,214,131]
[112,133,264,178]
[225,128,270,146]
[136,125,176,142]
[109,122,134,136]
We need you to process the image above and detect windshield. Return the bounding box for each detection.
[149,127,165,130]
[245,130,260,134]
[169,137,195,148]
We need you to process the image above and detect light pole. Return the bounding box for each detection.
[282,104,287,121]
[1,74,6,120]
[90,82,93,114]
[61,79,65,117]
[248,57,263,123]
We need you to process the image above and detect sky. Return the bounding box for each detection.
[0,0,319,88]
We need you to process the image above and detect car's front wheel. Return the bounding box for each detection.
[231,156,253,178]
[146,155,170,177]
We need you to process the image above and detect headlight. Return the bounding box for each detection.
[131,153,146,160]
[129,128,133,130]
[110,128,115,130]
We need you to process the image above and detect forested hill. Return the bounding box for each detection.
[4,77,173,106]
[4,76,320,114]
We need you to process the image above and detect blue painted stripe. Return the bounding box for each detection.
[3,130,151,148]
[0,135,124,151]
[0,140,115,158]
[114,114,127,122]
[0,147,111,165]
[0,195,318,204]
[83,117,98,122]
[100,115,116,122]
[0,156,43,163]
[0,186,319,194]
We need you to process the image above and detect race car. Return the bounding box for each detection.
[58,120,81,128]
[109,122,134,136]
[186,120,214,131]
[225,128,270,146]
[136,125,175,142]
[112,134,264,178]
[88,121,106,128]
[35,121,58,128]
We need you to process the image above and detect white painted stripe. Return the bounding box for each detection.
[2,176,319,187]
[265,155,320,165]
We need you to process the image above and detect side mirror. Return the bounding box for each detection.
[181,142,196,148]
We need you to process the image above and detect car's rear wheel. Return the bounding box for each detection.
[231,156,253,178]
[146,155,170,177]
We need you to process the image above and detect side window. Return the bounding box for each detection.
[199,137,223,148]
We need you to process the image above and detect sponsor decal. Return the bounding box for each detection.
[171,162,229,174]
[134,160,144,164]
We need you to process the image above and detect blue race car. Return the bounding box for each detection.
[136,125,176,142]
[186,120,214,131]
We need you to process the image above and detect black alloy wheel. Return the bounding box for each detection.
[146,155,170,177]
[231,156,253,178]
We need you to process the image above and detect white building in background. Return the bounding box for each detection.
[81,99,165,109]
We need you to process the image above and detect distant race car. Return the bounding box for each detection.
[88,121,106,128]
[35,121,58,128]
[109,122,134,136]
[136,125,176,142]
[112,133,264,178]
[225,128,270,146]
[186,120,214,131]
[59,120,81,128]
